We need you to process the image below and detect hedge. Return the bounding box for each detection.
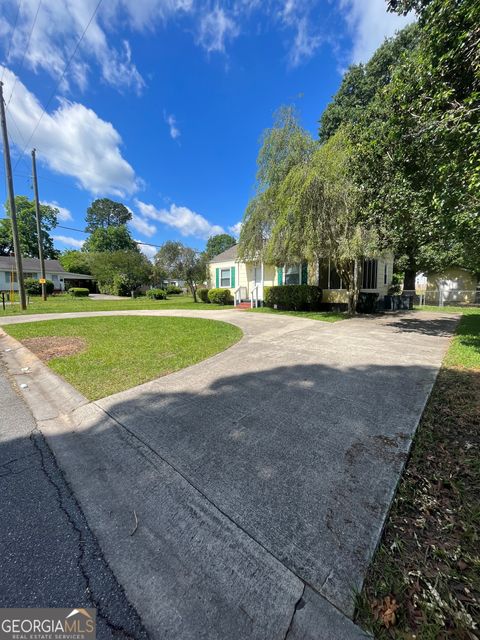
[146,288,167,300]
[208,288,233,305]
[69,287,90,297]
[264,285,322,311]
[24,277,54,296]
[166,285,183,295]
[198,288,210,303]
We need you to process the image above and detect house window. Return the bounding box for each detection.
[24,272,38,278]
[317,261,344,289]
[51,274,59,282]
[362,259,378,289]
[285,265,300,285]
[329,265,344,290]
[220,268,231,287]
[384,262,388,285]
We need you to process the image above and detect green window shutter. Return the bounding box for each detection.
[277,267,283,285]
[215,268,220,288]
[231,266,235,288]
[301,262,308,285]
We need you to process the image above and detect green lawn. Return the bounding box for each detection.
[416,304,479,315]
[246,306,345,322]
[5,316,242,400]
[357,307,480,638]
[0,294,230,316]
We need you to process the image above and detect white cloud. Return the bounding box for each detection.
[0,0,190,93]
[136,241,157,260]
[197,6,239,54]
[288,16,321,67]
[164,112,180,140]
[2,67,138,196]
[136,200,224,240]
[229,221,242,237]
[130,214,157,237]
[53,234,85,248]
[339,0,415,63]
[41,200,73,221]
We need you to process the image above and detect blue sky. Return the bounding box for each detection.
[0,0,413,258]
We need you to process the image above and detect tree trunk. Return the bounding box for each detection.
[403,256,416,292]
[190,282,197,303]
[346,259,359,316]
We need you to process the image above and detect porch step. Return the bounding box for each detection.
[235,301,251,310]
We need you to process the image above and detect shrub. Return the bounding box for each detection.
[166,285,183,295]
[208,288,233,305]
[265,285,322,311]
[146,288,167,300]
[198,288,210,303]
[24,278,54,296]
[69,287,90,297]
[356,292,379,314]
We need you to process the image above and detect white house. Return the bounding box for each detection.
[0,256,93,292]
[209,245,394,309]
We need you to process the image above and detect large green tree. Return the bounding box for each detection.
[85,198,132,232]
[319,1,480,286]
[204,234,237,260]
[319,23,419,142]
[83,225,138,253]
[154,241,204,302]
[89,250,152,296]
[0,196,60,259]
[59,250,91,274]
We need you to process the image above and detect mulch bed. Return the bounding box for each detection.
[356,366,480,639]
[21,336,87,361]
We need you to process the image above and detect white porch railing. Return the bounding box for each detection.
[234,287,242,307]
[251,285,259,308]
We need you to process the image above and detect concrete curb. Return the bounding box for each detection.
[0,329,88,422]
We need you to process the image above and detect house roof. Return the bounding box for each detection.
[0,256,92,279]
[0,256,65,272]
[209,244,238,263]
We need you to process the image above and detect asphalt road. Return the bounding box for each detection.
[0,363,148,640]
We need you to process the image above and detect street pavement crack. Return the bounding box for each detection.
[29,428,149,640]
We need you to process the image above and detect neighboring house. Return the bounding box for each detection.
[162,278,186,289]
[416,267,479,305]
[209,245,394,309]
[0,257,93,292]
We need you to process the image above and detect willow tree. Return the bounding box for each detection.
[239,105,314,262]
[272,128,377,314]
[240,107,376,314]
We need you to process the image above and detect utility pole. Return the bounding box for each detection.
[31,148,47,300]
[0,81,26,309]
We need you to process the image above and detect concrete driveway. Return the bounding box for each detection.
[0,309,458,639]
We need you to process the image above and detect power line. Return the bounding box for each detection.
[0,217,164,250]
[6,0,42,107]
[1,0,23,82]
[13,0,103,172]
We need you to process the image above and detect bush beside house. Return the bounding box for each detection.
[166,285,183,295]
[69,287,90,297]
[265,285,323,311]
[198,289,210,303]
[208,288,233,305]
[24,278,54,296]
[146,288,167,300]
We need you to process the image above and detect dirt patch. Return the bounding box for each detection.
[22,336,87,361]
